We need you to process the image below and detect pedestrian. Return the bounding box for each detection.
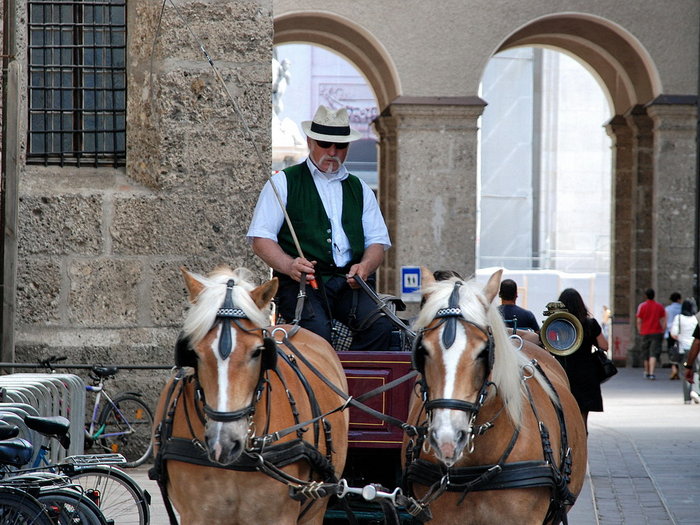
[670,299,699,402]
[553,288,609,431]
[636,288,666,380]
[681,307,700,404]
[247,104,393,351]
[497,279,540,332]
[664,292,682,379]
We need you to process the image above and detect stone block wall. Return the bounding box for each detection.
[7,0,273,408]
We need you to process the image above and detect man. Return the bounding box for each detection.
[636,288,666,380]
[683,323,700,403]
[497,279,540,332]
[664,292,682,379]
[247,105,393,351]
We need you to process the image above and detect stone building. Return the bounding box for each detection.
[1,0,698,400]
[1,0,273,398]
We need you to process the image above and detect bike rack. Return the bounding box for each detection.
[0,374,86,458]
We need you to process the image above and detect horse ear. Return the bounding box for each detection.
[180,267,205,303]
[483,269,504,304]
[251,277,279,309]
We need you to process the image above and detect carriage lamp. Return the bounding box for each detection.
[540,302,584,356]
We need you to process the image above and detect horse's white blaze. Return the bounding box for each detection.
[432,323,469,453]
[441,323,467,400]
[204,324,237,457]
[213,324,233,412]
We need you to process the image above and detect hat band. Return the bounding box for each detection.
[310,122,351,136]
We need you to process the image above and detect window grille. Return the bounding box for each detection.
[28,0,127,167]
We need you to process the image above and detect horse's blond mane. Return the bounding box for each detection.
[416,276,555,428]
[182,266,271,344]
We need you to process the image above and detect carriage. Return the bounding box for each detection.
[150,266,587,525]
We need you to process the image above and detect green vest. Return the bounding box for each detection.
[278,162,365,275]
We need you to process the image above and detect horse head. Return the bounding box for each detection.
[413,268,527,467]
[180,265,278,465]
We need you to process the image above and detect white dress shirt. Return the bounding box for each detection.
[247,158,391,267]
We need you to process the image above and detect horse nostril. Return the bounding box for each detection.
[456,430,466,444]
[224,440,243,464]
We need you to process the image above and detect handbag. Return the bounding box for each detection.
[668,340,682,364]
[668,316,683,363]
[593,347,618,383]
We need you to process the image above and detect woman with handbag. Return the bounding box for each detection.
[553,288,610,432]
[669,298,699,403]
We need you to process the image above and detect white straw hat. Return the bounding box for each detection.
[301,105,362,143]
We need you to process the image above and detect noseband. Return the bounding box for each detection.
[198,279,277,424]
[414,282,495,417]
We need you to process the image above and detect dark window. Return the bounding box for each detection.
[28,0,127,167]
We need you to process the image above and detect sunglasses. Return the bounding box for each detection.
[315,140,349,150]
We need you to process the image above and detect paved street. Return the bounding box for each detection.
[131,365,700,524]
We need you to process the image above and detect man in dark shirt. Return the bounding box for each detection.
[497,279,540,333]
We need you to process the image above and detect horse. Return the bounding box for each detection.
[151,266,349,525]
[402,269,587,525]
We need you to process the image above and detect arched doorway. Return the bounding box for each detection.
[477,46,613,326]
[487,14,688,366]
[271,43,380,190]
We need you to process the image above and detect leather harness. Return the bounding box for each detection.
[404,282,577,524]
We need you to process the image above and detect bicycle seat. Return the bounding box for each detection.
[92,365,119,378]
[0,421,19,440]
[24,415,70,437]
[0,437,33,467]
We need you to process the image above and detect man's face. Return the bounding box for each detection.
[307,138,350,174]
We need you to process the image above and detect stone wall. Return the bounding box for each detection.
[7,0,273,406]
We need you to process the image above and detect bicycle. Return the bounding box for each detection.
[40,357,155,469]
[0,420,54,523]
[0,485,54,524]
[0,420,107,525]
[1,412,150,525]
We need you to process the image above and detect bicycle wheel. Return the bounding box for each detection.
[38,487,108,525]
[98,395,154,468]
[70,465,150,525]
[0,486,53,525]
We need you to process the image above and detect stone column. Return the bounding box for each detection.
[626,105,655,301]
[374,96,486,305]
[624,105,655,367]
[605,115,636,365]
[646,96,698,299]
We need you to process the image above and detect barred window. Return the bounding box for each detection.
[28,0,127,167]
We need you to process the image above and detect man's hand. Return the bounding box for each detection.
[346,263,369,289]
[685,366,694,383]
[346,244,385,288]
[287,257,317,284]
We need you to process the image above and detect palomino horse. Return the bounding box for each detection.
[152,266,349,525]
[402,269,586,525]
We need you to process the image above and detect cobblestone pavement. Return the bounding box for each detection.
[131,366,700,524]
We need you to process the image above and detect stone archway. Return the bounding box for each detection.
[494,13,696,365]
[497,13,660,113]
[274,12,401,112]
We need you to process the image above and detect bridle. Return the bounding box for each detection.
[412,282,496,419]
[196,279,277,424]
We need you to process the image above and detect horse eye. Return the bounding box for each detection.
[251,346,264,358]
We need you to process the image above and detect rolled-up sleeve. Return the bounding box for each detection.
[246,172,288,243]
[360,179,391,249]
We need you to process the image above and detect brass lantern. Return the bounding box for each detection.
[540,302,584,356]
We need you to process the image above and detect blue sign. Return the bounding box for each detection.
[401,266,421,301]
